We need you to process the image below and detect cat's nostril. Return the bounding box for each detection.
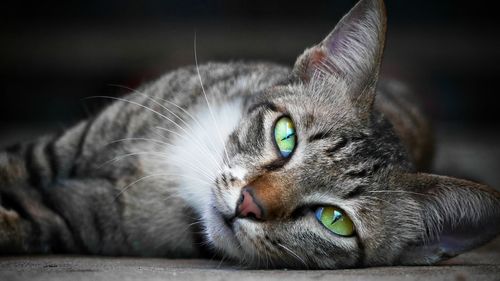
[236,188,263,220]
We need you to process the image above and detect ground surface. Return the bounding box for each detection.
[0,237,499,281]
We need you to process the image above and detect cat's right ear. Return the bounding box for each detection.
[292,0,386,85]
[396,173,500,265]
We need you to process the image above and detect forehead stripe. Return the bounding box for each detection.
[247,101,278,115]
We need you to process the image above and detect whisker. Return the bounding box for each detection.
[107,134,219,178]
[98,151,156,168]
[87,95,216,164]
[101,151,215,182]
[85,96,174,125]
[217,254,227,269]
[148,130,221,177]
[108,84,193,131]
[107,84,224,171]
[107,137,172,147]
[162,100,224,166]
[114,173,213,200]
[194,33,231,166]
[155,126,223,170]
[125,193,183,216]
[277,243,308,268]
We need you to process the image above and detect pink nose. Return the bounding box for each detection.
[236,188,263,220]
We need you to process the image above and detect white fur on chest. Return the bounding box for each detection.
[167,99,243,213]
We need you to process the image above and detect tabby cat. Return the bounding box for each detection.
[0,0,499,269]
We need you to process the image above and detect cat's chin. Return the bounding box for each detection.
[204,205,243,260]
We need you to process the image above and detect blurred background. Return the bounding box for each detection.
[1,0,499,188]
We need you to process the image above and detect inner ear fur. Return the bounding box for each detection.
[291,0,386,119]
[396,172,500,265]
[293,0,386,84]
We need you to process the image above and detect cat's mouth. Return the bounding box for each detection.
[207,204,243,259]
[222,213,236,230]
[213,205,236,232]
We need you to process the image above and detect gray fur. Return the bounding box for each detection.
[0,0,499,269]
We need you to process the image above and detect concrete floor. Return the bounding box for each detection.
[0,237,499,281]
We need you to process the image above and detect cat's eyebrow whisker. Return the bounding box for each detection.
[114,173,214,200]
[277,243,308,268]
[194,33,231,167]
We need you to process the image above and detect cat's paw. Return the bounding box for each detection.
[0,205,24,253]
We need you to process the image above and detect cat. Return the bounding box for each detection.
[0,0,499,269]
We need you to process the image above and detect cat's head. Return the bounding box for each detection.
[206,0,500,268]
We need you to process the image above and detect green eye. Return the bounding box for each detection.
[315,206,354,237]
[274,116,296,158]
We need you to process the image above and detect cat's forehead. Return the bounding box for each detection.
[268,75,353,102]
[259,78,367,134]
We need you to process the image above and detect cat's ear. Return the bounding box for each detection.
[397,173,500,265]
[293,0,386,85]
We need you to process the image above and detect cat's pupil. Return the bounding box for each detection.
[281,132,295,141]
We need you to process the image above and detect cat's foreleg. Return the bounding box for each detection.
[0,150,70,253]
[0,151,127,254]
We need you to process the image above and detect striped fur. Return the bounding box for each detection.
[0,0,498,269]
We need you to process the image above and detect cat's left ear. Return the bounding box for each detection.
[397,173,500,265]
[293,0,386,86]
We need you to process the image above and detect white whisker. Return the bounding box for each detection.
[89,95,215,164]
[107,137,172,147]
[194,33,231,166]
[155,126,223,170]
[101,151,215,182]
[114,173,213,200]
[107,84,224,171]
[86,96,174,125]
[277,243,308,268]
